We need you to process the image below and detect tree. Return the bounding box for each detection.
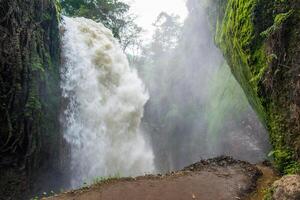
[151,12,181,53]
[60,0,142,52]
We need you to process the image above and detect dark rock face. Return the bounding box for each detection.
[0,0,67,199]
[214,0,300,173]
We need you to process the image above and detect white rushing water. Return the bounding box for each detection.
[60,17,154,187]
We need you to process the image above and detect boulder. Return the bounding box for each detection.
[272,175,300,200]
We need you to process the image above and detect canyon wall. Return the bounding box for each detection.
[214,0,300,173]
[0,0,66,199]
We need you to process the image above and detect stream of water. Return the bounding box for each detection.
[60,17,154,188]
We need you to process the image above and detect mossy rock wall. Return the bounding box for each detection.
[214,0,300,173]
[0,0,67,199]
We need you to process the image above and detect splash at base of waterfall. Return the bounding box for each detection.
[60,17,154,188]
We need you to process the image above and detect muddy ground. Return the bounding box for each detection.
[45,156,277,200]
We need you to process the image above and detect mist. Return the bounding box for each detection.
[133,0,271,172]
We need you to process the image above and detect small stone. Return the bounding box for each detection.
[272,175,300,200]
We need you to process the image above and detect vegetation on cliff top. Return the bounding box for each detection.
[60,0,142,51]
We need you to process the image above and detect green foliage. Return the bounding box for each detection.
[215,0,267,123]
[215,0,300,174]
[267,103,300,174]
[261,10,294,37]
[89,173,121,186]
[60,0,142,52]
[30,191,56,200]
[32,55,45,73]
[0,0,63,198]
[55,0,62,21]
[61,0,128,37]
[269,149,298,173]
[152,12,182,52]
[284,161,300,174]
[263,187,274,200]
[42,13,52,21]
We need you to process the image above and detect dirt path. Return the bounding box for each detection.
[46,157,262,200]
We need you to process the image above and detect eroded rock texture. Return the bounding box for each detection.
[0,0,67,199]
[272,175,300,200]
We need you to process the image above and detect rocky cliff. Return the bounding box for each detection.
[0,0,66,199]
[214,0,300,173]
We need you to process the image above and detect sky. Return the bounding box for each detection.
[123,0,188,40]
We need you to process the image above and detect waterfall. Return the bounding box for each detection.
[60,17,154,188]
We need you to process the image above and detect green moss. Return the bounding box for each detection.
[32,54,45,73]
[0,0,63,198]
[25,94,42,117]
[215,0,300,174]
[55,0,62,21]
[267,102,299,173]
[269,148,300,174]
[42,13,52,21]
[249,45,268,87]
[261,10,294,37]
[215,0,267,123]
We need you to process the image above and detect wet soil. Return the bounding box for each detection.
[45,157,263,200]
[247,162,279,200]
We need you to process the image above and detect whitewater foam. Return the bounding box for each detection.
[60,17,154,187]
